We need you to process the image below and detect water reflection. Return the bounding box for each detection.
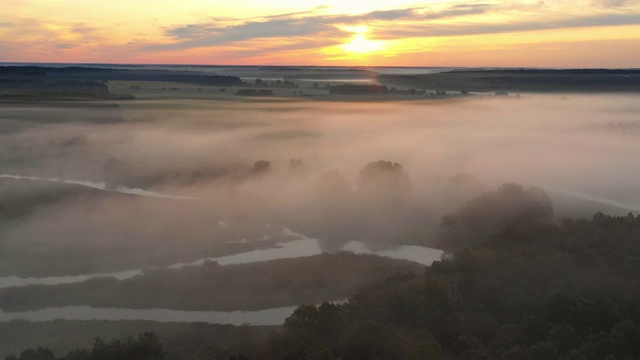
[0,234,443,289]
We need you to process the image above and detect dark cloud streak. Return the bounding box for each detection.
[378,13,640,39]
[55,43,75,49]
[160,17,344,49]
[422,4,492,20]
[152,4,495,51]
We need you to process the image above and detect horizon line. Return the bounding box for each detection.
[1,62,639,71]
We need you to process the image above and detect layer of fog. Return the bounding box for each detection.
[0,174,196,200]
[2,94,640,277]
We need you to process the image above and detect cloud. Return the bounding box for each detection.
[593,0,632,7]
[213,37,343,60]
[156,16,347,51]
[3,1,637,64]
[71,25,97,34]
[378,13,640,39]
[166,24,217,39]
[154,4,499,51]
[363,8,420,21]
[56,43,75,49]
[149,2,639,53]
[422,4,493,20]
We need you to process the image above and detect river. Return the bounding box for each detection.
[0,232,443,324]
[0,306,297,326]
[0,175,444,324]
[0,231,443,289]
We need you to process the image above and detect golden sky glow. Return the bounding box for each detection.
[340,26,387,55]
[1,0,639,67]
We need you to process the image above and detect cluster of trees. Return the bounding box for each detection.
[194,158,548,256]
[6,332,164,360]
[241,159,415,241]
[328,84,388,96]
[298,161,419,249]
[386,87,474,98]
[0,80,114,99]
[375,69,640,93]
[438,183,554,250]
[605,120,640,134]
[16,210,640,359]
[253,79,298,89]
[0,320,274,360]
[299,161,554,253]
[387,87,424,95]
[259,211,640,359]
[47,66,244,87]
[0,67,139,99]
[235,89,274,96]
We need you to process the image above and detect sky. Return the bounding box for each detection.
[1,0,639,67]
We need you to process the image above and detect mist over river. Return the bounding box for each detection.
[3,93,640,327]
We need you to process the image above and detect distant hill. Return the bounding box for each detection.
[0,66,133,99]
[0,66,244,99]
[377,69,640,93]
[41,66,244,86]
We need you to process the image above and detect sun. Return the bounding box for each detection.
[342,34,385,54]
[341,26,386,55]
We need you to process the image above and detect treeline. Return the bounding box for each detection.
[0,80,132,100]
[0,320,274,360]
[329,84,388,96]
[376,69,640,93]
[260,211,640,359]
[235,89,274,96]
[54,67,244,86]
[12,211,640,359]
[0,66,137,100]
[0,66,243,86]
[253,79,298,88]
[6,332,164,360]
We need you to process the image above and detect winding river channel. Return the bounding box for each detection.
[0,218,444,325]
[0,234,443,289]
[0,235,443,324]
[4,173,634,325]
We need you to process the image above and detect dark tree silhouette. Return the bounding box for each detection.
[357,161,410,193]
[438,183,553,250]
[5,347,55,360]
[251,160,271,175]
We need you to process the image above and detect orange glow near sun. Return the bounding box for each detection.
[2,0,640,66]
[341,26,386,55]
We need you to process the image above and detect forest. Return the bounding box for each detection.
[7,190,640,359]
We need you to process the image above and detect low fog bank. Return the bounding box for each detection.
[1,94,640,276]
